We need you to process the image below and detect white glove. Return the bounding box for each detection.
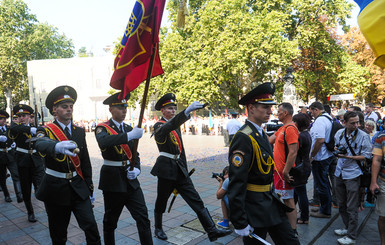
[54,140,77,157]
[30,127,37,135]
[0,135,7,142]
[185,101,204,116]
[126,127,143,141]
[127,167,141,180]
[11,142,16,148]
[235,224,254,236]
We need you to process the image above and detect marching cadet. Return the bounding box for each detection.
[151,93,232,242]
[34,86,101,245]
[95,92,152,245]
[228,83,299,244]
[0,110,23,203]
[10,104,44,222]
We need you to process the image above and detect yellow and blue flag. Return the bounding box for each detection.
[354,0,385,68]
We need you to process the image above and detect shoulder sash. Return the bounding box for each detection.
[158,120,182,152]
[97,122,132,161]
[44,123,84,179]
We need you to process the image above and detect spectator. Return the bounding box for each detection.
[226,112,242,144]
[334,111,372,245]
[365,103,379,123]
[269,103,299,234]
[370,131,385,245]
[309,102,334,218]
[215,166,230,229]
[336,109,347,125]
[365,119,377,141]
[292,113,312,225]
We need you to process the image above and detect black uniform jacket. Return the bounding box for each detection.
[95,119,141,192]
[34,120,93,205]
[0,125,15,161]
[228,121,284,229]
[151,111,189,181]
[10,122,44,167]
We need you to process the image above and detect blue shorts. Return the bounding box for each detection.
[223,194,229,210]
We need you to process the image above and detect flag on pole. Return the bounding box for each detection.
[354,0,385,68]
[154,112,158,121]
[110,0,166,98]
[209,109,213,129]
[245,108,248,117]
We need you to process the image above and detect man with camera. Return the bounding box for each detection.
[333,111,372,245]
[214,166,230,229]
[371,131,385,245]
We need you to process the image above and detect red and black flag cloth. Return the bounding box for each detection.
[110,0,166,98]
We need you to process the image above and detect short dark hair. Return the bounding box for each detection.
[366,103,374,108]
[309,101,324,111]
[344,111,358,122]
[222,166,229,175]
[293,113,311,131]
[279,102,294,116]
[349,106,362,112]
[323,104,331,114]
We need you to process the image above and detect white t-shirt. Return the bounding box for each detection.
[310,113,333,161]
[226,119,242,135]
[365,111,379,123]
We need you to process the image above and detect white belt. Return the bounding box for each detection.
[45,168,77,179]
[159,152,180,160]
[103,159,129,167]
[16,147,36,154]
[0,147,12,152]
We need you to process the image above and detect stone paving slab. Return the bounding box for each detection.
[0,133,381,244]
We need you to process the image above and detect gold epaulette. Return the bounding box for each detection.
[239,125,253,136]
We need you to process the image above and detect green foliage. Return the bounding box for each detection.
[0,0,74,105]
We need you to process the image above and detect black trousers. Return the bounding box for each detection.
[17,159,44,203]
[0,152,20,182]
[155,169,205,214]
[44,189,101,245]
[103,187,152,243]
[243,217,299,245]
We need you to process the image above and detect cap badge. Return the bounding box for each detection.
[121,99,126,103]
[64,87,69,92]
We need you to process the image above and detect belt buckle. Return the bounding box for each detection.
[66,172,73,179]
[122,160,127,166]
[28,149,33,154]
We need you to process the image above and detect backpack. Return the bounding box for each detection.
[319,114,344,152]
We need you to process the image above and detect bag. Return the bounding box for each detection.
[319,114,344,151]
[289,162,308,187]
[344,131,371,188]
[283,125,308,187]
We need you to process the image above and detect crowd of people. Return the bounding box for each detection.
[1,82,385,245]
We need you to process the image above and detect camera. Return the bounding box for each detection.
[266,124,283,132]
[333,145,347,156]
[212,172,224,180]
[374,189,380,196]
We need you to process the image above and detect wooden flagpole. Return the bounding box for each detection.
[129,43,158,171]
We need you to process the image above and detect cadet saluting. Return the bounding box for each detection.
[34,86,101,245]
[94,92,152,245]
[228,83,299,244]
[151,93,232,242]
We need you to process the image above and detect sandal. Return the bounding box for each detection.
[297,218,309,224]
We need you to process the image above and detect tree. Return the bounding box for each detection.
[0,0,74,108]
[341,27,385,104]
[78,46,93,57]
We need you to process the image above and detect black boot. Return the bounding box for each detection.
[0,182,11,202]
[197,208,232,242]
[25,200,37,222]
[103,231,115,245]
[138,229,153,245]
[13,181,23,203]
[154,212,167,240]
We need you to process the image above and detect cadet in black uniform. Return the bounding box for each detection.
[228,83,299,244]
[34,86,101,245]
[95,92,152,245]
[10,104,45,222]
[151,93,232,242]
[0,110,23,203]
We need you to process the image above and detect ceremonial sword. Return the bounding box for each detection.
[249,232,271,245]
[167,168,195,213]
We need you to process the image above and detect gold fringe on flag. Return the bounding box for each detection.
[177,0,188,28]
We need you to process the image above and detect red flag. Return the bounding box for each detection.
[245,108,248,117]
[110,0,166,98]
[154,112,158,121]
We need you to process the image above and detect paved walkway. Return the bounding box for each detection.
[0,133,381,244]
